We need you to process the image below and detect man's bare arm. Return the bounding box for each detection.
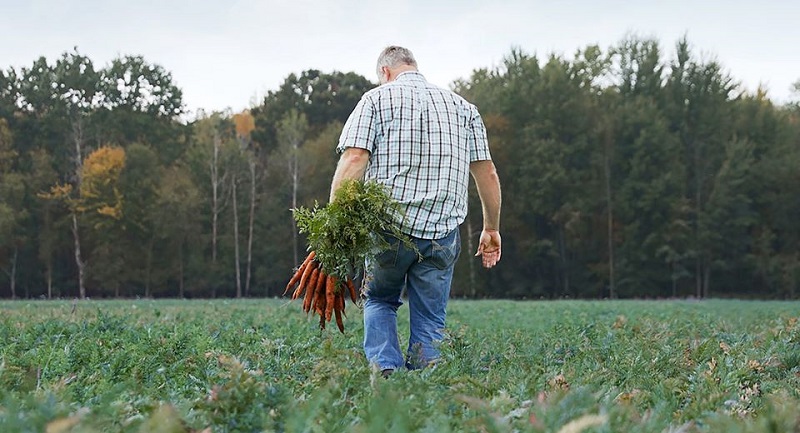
[329,148,371,202]
[470,160,501,230]
[470,160,502,268]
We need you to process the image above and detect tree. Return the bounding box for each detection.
[0,120,27,299]
[612,36,664,99]
[251,70,372,154]
[456,50,550,297]
[187,111,240,296]
[95,55,186,164]
[611,97,686,296]
[698,139,756,295]
[603,37,665,297]
[511,55,601,297]
[595,37,693,296]
[28,149,59,298]
[152,165,202,297]
[0,68,18,120]
[117,143,159,296]
[665,38,738,297]
[80,146,126,296]
[734,91,800,297]
[790,79,800,106]
[233,110,258,297]
[18,50,99,299]
[298,121,342,204]
[4,43,800,299]
[276,110,309,266]
[227,148,246,298]
[80,146,125,219]
[190,113,222,292]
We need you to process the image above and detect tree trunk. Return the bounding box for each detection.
[278,112,307,267]
[245,160,256,297]
[211,130,221,298]
[178,243,185,298]
[703,261,711,299]
[604,150,616,299]
[232,175,242,298]
[558,226,569,296]
[291,145,299,266]
[71,213,86,299]
[671,262,678,298]
[43,204,54,299]
[71,115,87,299]
[46,264,52,300]
[10,247,17,299]
[694,258,700,298]
[694,139,703,299]
[145,238,153,298]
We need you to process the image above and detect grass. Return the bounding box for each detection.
[1,298,799,432]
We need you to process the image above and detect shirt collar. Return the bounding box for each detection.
[395,71,426,82]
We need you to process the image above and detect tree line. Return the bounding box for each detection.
[1,37,798,300]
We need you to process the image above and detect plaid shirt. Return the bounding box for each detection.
[337,71,491,239]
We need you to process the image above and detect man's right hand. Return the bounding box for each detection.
[475,229,501,269]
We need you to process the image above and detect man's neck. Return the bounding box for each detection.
[388,65,418,82]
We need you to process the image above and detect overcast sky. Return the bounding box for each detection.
[1,0,798,116]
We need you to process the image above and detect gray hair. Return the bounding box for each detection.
[376,46,417,77]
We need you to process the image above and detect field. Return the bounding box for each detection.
[1,299,799,433]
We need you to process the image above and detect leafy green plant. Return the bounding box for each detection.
[292,179,418,281]
[2,299,800,432]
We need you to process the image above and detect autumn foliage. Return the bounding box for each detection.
[80,146,126,219]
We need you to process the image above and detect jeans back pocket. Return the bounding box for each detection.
[429,230,461,270]
[375,239,401,268]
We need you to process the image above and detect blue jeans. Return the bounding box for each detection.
[363,229,461,371]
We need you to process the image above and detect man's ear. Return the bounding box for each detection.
[379,66,389,84]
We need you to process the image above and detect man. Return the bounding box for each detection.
[329,46,501,375]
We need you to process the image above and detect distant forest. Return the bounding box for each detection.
[1,36,799,299]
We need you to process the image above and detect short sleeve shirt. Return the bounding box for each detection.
[337,71,491,239]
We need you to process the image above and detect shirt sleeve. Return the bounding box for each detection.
[336,95,377,154]
[468,105,492,162]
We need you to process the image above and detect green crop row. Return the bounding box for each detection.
[1,299,798,432]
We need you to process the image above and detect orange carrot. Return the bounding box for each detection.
[312,269,327,312]
[314,294,324,317]
[319,310,326,330]
[325,275,337,322]
[283,251,316,295]
[303,270,315,313]
[302,268,319,312]
[309,269,320,314]
[346,278,358,304]
[311,269,328,314]
[293,259,317,300]
[339,289,347,318]
[284,253,357,332]
[334,291,344,333]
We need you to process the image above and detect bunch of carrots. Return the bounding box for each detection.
[283,251,359,333]
[285,180,416,333]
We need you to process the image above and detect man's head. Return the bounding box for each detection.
[376,46,418,85]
